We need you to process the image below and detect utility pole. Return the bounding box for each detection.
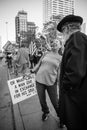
[5,22,8,41]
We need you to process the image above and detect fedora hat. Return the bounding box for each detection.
[57,15,83,32]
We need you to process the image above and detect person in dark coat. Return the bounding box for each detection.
[57,14,87,130]
[6,52,12,68]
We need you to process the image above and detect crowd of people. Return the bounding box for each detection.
[4,44,43,75]
[3,14,87,130]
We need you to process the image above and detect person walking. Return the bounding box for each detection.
[6,51,12,68]
[31,39,62,121]
[16,44,31,74]
[57,14,87,130]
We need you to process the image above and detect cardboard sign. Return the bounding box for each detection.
[7,73,37,104]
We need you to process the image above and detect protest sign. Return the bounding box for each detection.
[7,73,37,104]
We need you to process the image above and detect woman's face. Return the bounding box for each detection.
[51,40,60,51]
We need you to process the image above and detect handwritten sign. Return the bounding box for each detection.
[7,73,37,104]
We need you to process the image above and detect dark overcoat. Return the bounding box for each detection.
[59,31,87,130]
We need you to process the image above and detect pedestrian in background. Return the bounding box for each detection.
[57,14,87,130]
[31,39,62,121]
[5,51,12,68]
[16,44,31,74]
[36,49,43,63]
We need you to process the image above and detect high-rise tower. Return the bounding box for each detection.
[15,10,27,46]
[43,0,74,24]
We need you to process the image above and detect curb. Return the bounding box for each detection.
[8,68,24,130]
[13,104,24,130]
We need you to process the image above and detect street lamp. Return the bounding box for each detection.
[5,22,8,41]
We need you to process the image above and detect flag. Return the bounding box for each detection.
[29,41,37,55]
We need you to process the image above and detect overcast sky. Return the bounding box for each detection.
[0,0,87,48]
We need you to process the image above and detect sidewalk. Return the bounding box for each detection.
[13,94,59,130]
[9,69,67,130]
[0,59,14,130]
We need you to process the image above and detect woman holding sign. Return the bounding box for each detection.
[31,38,62,121]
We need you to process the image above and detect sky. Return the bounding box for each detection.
[0,0,87,48]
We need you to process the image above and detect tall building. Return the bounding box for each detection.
[43,0,74,24]
[27,22,36,34]
[15,10,27,46]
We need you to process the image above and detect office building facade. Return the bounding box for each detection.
[15,10,27,46]
[27,22,36,34]
[43,0,74,24]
